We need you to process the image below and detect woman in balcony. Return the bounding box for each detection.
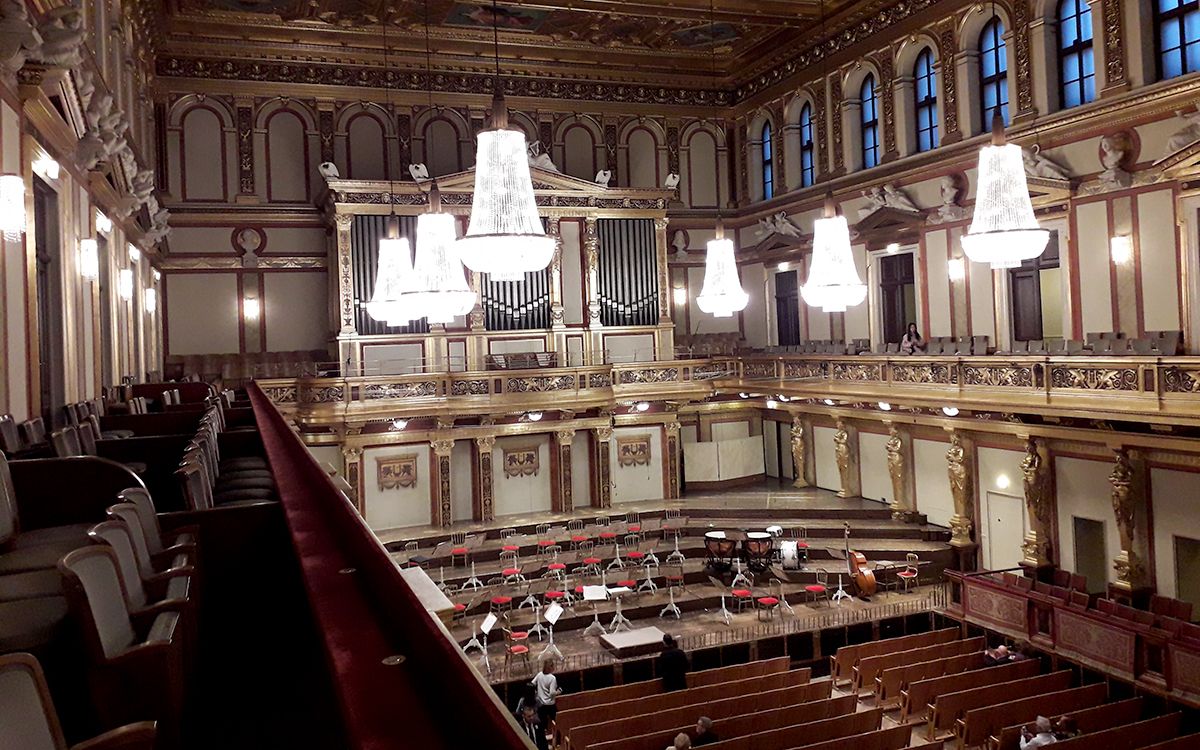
[900,323,925,355]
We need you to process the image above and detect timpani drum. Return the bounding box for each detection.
[743,532,773,571]
[780,540,802,570]
[704,531,737,570]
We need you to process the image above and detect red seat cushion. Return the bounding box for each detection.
[618,580,637,588]
[502,544,520,552]
[537,540,555,547]
[509,645,529,654]
[897,570,918,578]
[757,596,780,606]
[571,535,589,542]
[804,585,826,593]
[599,531,617,539]
[627,525,641,532]
[796,542,809,548]
[548,563,566,570]
[574,585,585,594]
[627,551,645,559]
[491,596,513,605]
[453,603,467,612]
[545,591,565,599]
[451,547,468,555]
[731,589,752,598]
[511,631,529,640]
[502,567,521,576]
[583,557,601,565]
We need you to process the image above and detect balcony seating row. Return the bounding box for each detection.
[676,333,747,356]
[177,405,276,511]
[763,338,871,355]
[164,350,329,385]
[486,352,560,370]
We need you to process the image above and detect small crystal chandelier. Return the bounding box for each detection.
[405,183,476,323]
[696,220,748,318]
[961,111,1049,269]
[367,218,417,326]
[456,1,554,282]
[801,194,866,313]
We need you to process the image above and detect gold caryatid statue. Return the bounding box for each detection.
[833,419,854,498]
[946,432,974,547]
[1019,437,1052,567]
[885,424,909,518]
[790,417,808,488]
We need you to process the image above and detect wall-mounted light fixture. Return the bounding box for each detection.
[118,269,134,300]
[152,269,161,283]
[0,174,25,240]
[525,411,543,422]
[634,401,650,412]
[765,399,779,409]
[942,406,960,417]
[947,257,966,282]
[32,154,59,180]
[243,297,261,320]
[128,244,141,263]
[391,419,408,431]
[79,238,99,280]
[878,401,892,411]
[672,286,687,306]
[777,261,790,271]
[1110,235,1133,265]
[95,211,112,234]
[995,473,1011,490]
[885,242,900,255]
[144,287,157,314]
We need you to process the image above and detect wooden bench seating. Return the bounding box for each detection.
[853,636,984,694]
[955,683,1107,748]
[1140,735,1200,750]
[831,627,959,685]
[1050,714,1181,750]
[583,694,852,750]
[986,697,1143,750]
[784,723,910,750]
[557,668,814,733]
[926,671,1073,740]
[901,659,1039,723]
[701,707,884,750]
[556,657,789,713]
[876,652,982,706]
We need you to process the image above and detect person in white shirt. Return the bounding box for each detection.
[530,660,562,728]
[1020,716,1058,749]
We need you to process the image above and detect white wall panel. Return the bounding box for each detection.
[683,442,719,482]
[493,436,552,516]
[858,431,889,502]
[451,441,474,523]
[924,231,952,338]
[1075,201,1113,335]
[913,438,954,528]
[166,274,239,355]
[560,220,585,325]
[362,444,431,530]
[264,272,329,352]
[611,426,664,503]
[1055,456,1120,585]
[742,263,769,348]
[572,432,592,509]
[763,420,779,477]
[363,343,424,374]
[1150,468,1200,599]
[1137,189,1180,333]
[712,420,750,442]
[813,425,839,492]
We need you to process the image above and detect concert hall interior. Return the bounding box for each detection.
[4,0,1200,748]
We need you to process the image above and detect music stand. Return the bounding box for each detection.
[730,557,753,590]
[478,612,497,675]
[831,573,852,604]
[463,622,486,654]
[666,535,685,565]
[607,586,633,632]
[461,561,484,592]
[607,541,625,571]
[527,599,548,641]
[638,564,659,593]
[582,585,608,636]
[538,603,565,662]
[437,565,449,594]
[707,575,732,626]
[659,585,681,619]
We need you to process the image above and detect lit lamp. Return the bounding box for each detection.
[95,210,112,234]
[947,257,966,281]
[960,112,1049,269]
[32,154,59,180]
[672,286,687,306]
[144,287,157,314]
[79,238,99,280]
[1110,235,1132,265]
[243,297,260,320]
[128,244,141,263]
[695,221,749,318]
[801,195,866,312]
[117,269,133,300]
[405,183,476,324]
[0,174,25,240]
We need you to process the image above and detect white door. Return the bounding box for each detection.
[983,492,1027,570]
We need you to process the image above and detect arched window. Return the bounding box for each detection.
[1058,0,1095,108]
[913,48,939,152]
[861,75,880,169]
[761,121,774,199]
[799,104,815,187]
[1156,0,1200,80]
[979,18,1009,128]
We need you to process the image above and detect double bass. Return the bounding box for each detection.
[843,523,877,598]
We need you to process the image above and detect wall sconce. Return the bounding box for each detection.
[878,401,892,411]
[118,269,133,300]
[777,261,790,271]
[144,287,157,314]
[391,419,408,431]
[153,269,161,282]
[95,210,112,234]
[947,257,966,281]
[243,297,260,320]
[0,174,25,240]
[672,286,688,306]
[634,401,650,412]
[765,399,779,409]
[942,406,960,417]
[32,154,59,180]
[885,242,900,254]
[128,243,141,263]
[525,411,543,422]
[79,238,99,280]
[1110,235,1133,265]
[995,473,1011,490]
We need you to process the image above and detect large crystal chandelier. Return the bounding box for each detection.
[405,183,476,323]
[367,218,417,325]
[696,221,748,317]
[456,2,554,282]
[961,112,1049,269]
[801,195,866,313]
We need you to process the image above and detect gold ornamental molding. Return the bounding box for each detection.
[158,256,328,270]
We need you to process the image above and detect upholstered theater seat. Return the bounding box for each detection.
[0,597,68,652]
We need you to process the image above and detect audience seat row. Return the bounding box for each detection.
[177,405,276,511]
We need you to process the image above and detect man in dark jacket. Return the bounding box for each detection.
[519,704,549,750]
[658,634,690,692]
[693,716,720,746]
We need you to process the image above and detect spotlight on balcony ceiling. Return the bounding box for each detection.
[526,411,543,422]
[822,399,836,406]
[776,394,790,402]
[885,242,900,255]
[942,406,960,417]
[634,401,650,412]
[391,419,408,431]
[766,399,779,409]
[738,392,749,399]
[878,401,892,411]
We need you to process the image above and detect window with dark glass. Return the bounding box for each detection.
[761,121,774,200]
[1058,0,1095,108]
[1156,0,1200,80]
[914,48,939,152]
[861,74,880,168]
[980,17,1009,127]
[775,270,801,345]
[799,104,815,187]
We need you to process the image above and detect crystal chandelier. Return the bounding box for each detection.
[696,221,748,318]
[801,195,866,313]
[405,183,476,323]
[366,218,418,325]
[457,1,554,282]
[960,112,1049,269]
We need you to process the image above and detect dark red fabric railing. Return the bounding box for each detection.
[248,383,529,750]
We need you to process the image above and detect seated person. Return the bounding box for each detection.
[665,733,691,750]
[983,644,1013,666]
[1020,716,1057,749]
[899,323,925,354]
[693,716,719,746]
[1053,716,1078,740]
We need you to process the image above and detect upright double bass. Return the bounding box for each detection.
[843,523,877,598]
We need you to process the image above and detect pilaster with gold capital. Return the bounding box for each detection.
[1109,448,1150,593]
[474,436,495,522]
[341,445,363,513]
[430,439,454,527]
[548,217,566,329]
[551,428,575,513]
[833,419,860,499]
[584,217,602,327]
[655,217,672,324]
[945,430,976,548]
[334,213,356,335]
[664,421,682,499]
[593,424,613,508]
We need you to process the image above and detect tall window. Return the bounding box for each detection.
[979,18,1009,127]
[914,49,939,152]
[861,74,880,169]
[1156,0,1200,80]
[775,270,801,345]
[1058,0,1095,108]
[761,121,774,200]
[799,104,815,187]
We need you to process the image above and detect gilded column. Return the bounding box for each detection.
[790,416,809,488]
[946,431,975,547]
[474,436,495,522]
[1109,448,1150,592]
[833,419,860,499]
[1098,0,1128,94]
[334,213,356,335]
[878,52,899,162]
[553,429,575,513]
[1019,438,1055,569]
[885,424,913,519]
[1012,0,1037,122]
[548,217,566,329]
[594,424,613,508]
[584,217,602,327]
[234,99,256,201]
[431,439,454,528]
[664,421,682,499]
[938,22,962,145]
[341,445,363,514]
[655,217,671,324]
[829,75,845,175]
